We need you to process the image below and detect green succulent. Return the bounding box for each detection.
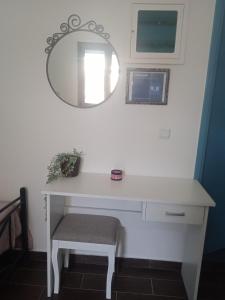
[47,149,81,183]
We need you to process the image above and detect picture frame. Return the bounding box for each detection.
[126,68,170,105]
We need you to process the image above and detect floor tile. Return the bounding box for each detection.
[117,258,151,270]
[0,282,44,300]
[152,279,186,298]
[118,265,181,280]
[70,254,108,266]
[117,258,181,273]
[18,259,47,271]
[81,273,106,291]
[3,251,225,300]
[82,273,153,294]
[61,271,82,289]
[0,268,14,282]
[40,288,116,300]
[199,269,225,284]
[149,260,181,272]
[26,251,47,262]
[197,281,225,300]
[67,262,107,274]
[12,268,47,286]
[0,250,22,266]
[117,291,185,300]
[113,275,152,294]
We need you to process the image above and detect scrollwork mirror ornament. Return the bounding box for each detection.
[45,14,119,108]
[45,14,110,54]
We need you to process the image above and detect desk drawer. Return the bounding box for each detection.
[144,203,204,225]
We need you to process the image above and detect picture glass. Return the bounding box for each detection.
[136,10,178,53]
[131,72,164,102]
[126,68,169,105]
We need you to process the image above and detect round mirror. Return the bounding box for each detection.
[46,16,120,108]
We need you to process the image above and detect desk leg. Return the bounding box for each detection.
[46,194,65,297]
[182,208,209,300]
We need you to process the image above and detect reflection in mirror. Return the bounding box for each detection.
[46,15,120,108]
[78,41,119,105]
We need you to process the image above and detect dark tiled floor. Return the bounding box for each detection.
[0,251,224,300]
[197,260,225,300]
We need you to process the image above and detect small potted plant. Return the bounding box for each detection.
[47,149,81,183]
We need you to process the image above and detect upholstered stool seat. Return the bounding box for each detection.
[52,213,120,299]
[53,214,119,244]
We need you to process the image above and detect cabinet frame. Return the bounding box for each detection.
[131,3,187,64]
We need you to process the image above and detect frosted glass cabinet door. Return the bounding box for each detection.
[131,4,186,63]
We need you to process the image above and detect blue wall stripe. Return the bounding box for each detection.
[194,0,225,180]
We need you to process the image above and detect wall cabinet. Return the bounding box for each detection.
[131,3,187,64]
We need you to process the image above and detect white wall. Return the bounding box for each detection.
[0,0,215,260]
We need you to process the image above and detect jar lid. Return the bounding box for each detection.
[111,169,122,175]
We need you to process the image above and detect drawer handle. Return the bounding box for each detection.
[165,211,185,217]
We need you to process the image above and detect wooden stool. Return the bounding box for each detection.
[52,213,120,299]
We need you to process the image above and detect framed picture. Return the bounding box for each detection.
[126,68,170,105]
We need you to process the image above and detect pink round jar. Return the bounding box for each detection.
[111,169,123,181]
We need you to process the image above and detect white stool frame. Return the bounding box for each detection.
[52,239,117,299]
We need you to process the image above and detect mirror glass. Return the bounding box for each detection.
[47,31,119,108]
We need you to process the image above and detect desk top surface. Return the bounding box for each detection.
[42,172,215,207]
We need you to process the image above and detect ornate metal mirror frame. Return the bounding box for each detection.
[45,14,120,108]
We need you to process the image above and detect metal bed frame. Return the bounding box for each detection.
[0,187,28,273]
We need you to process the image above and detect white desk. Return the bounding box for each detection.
[42,172,215,300]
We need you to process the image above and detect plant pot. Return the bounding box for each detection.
[60,157,81,177]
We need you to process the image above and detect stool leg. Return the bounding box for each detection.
[106,247,115,299]
[64,249,70,268]
[52,242,60,294]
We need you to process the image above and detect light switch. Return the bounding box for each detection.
[159,128,171,139]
